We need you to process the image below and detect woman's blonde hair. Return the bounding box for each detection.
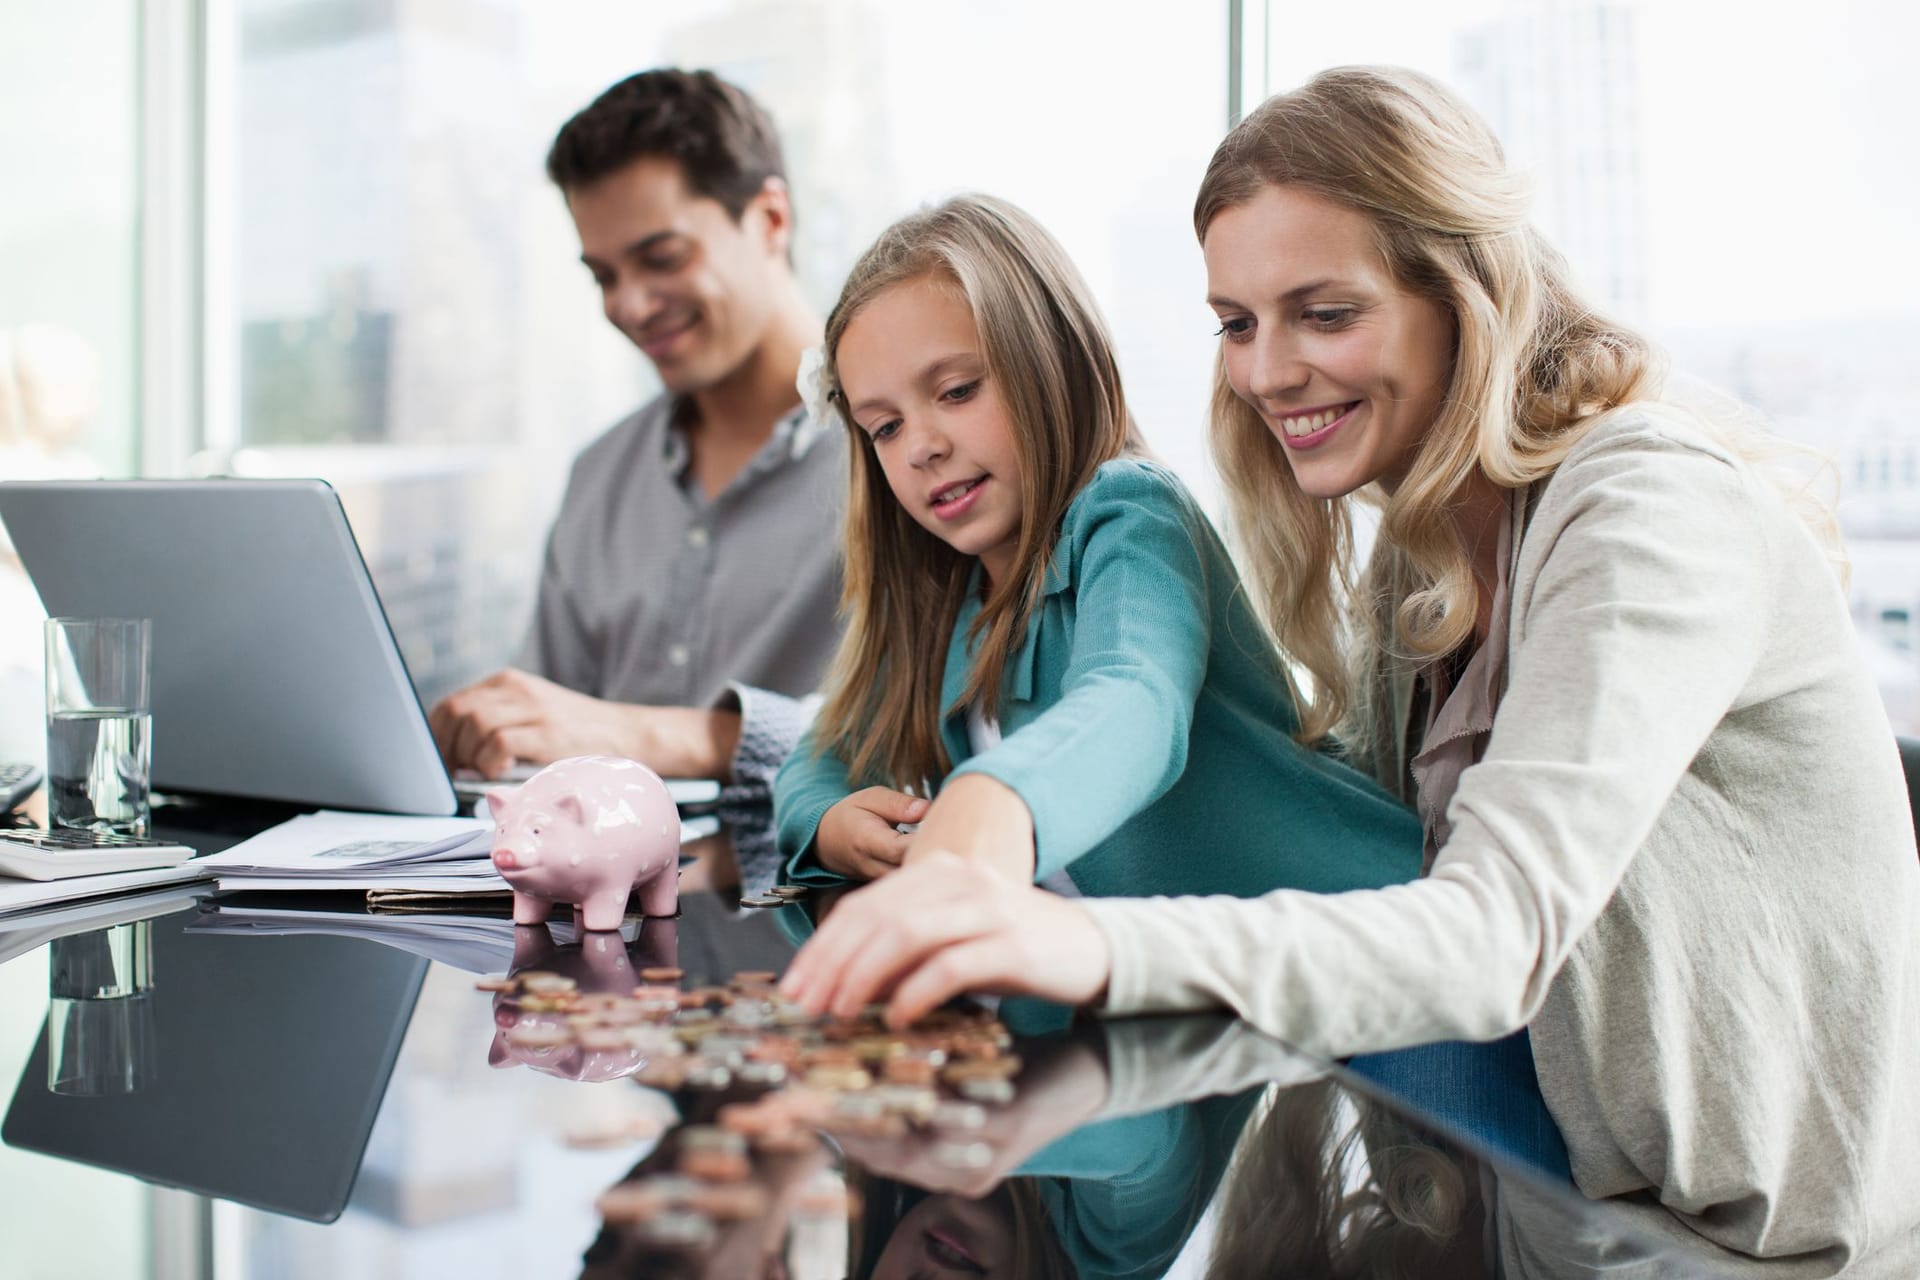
[1197,65,1663,756]
[814,194,1138,790]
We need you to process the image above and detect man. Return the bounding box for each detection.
[429,69,842,807]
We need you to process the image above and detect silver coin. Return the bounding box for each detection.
[739,895,787,908]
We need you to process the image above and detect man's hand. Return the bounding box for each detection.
[427,668,741,780]
[814,787,929,881]
[777,850,1112,1026]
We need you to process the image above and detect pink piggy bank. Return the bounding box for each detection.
[488,755,681,930]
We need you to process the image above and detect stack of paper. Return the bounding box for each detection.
[198,810,503,893]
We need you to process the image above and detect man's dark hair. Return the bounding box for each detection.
[545,68,787,222]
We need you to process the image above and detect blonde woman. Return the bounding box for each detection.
[781,69,1920,1273]
[774,193,1423,925]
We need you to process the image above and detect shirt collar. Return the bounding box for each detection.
[661,399,825,492]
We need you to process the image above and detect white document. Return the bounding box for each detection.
[0,862,214,921]
[199,810,489,878]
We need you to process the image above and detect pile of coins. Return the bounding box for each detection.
[739,883,811,909]
[477,963,1023,1246]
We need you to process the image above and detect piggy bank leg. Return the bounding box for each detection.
[511,891,551,926]
[578,887,629,933]
[636,868,679,919]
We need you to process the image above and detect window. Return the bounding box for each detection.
[1250,0,1920,726]
[219,0,1229,704]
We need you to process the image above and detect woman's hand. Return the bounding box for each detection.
[814,787,929,880]
[778,850,1113,1026]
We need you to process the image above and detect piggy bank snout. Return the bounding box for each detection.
[493,843,540,870]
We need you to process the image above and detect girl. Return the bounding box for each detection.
[773,194,1423,921]
[780,72,1920,1273]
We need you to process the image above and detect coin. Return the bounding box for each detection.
[638,966,684,982]
[739,895,786,908]
[768,885,809,900]
[474,975,515,992]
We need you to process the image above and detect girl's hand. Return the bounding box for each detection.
[814,787,929,880]
[777,850,1112,1026]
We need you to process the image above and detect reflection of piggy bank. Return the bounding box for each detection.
[488,921,679,1081]
[489,756,681,931]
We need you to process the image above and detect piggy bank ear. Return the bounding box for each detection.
[487,786,518,823]
[555,793,585,825]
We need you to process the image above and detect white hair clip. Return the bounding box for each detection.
[796,344,841,431]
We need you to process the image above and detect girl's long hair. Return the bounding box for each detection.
[814,194,1138,790]
[1198,66,1841,766]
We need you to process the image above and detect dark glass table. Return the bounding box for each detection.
[0,802,1726,1279]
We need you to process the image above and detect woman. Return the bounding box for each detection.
[779,67,1920,1273]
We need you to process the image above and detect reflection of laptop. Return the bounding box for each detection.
[0,480,460,815]
[2,900,425,1222]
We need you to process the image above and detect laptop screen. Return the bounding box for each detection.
[0,479,457,815]
[2,900,425,1222]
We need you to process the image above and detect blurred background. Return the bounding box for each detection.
[3,0,1916,742]
[0,2,1915,1274]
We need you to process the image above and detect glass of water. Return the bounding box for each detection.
[45,617,152,837]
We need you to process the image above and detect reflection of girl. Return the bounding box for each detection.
[783,68,1920,1270]
[850,1176,1071,1279]
[1207,1082,1492,1279]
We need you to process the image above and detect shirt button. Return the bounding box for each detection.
[668,644,690,666]
[686,527,709,548]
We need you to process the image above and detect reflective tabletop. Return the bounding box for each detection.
[0,803,1724,1279]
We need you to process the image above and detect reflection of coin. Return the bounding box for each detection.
[931,1101,988,1131]
[520,972,578,994]
[638,1209,717,1247]
[595,1183,670,1222]
[507,1022,573,1048]
[690,1182,770,1221]
[933,1141,994,1171]
[957,1078,1016,1105]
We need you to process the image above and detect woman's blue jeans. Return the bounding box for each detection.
[1342,1027,1572,1180]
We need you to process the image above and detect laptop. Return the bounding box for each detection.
[0,479,458,815]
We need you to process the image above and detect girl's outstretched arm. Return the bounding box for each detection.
[777,851,1111,1023]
